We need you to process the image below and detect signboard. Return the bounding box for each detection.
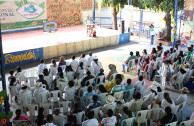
[43,22,57,32]
[0,0,47,30]
[3,48,43,68]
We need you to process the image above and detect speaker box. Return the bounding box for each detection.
[118,20,125,34]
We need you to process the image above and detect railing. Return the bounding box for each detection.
[95,17,122,27]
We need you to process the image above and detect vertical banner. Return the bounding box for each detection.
[181,0,194,47]
[0,0,47,30]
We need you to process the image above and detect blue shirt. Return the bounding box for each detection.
[82,91,96,106]
[88,101,101,110]
[125,85,134,99]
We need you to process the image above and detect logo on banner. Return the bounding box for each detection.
[15,0,45,19]
[0,0,8,5]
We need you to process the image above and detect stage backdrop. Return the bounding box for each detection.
[181,0,194,46]
[47,0,82,27]
[0,0,47,30]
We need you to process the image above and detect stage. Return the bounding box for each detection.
[2,25,130,68]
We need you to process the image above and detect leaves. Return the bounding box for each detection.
[0,112,6,118]
[39,2,45,9]
[7,112,13,119]
[23,0,28,4]
[0,90,6,98]
[15,1,23,7]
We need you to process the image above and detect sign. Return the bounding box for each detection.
[3,48,43,68]
[43,22,57,32]
[0,0,47,30]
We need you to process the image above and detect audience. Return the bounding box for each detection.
[79,54,87,69]
[174,87,188,105]
[65,115,78,126]
[36,74,49,90]
[161,92,175,108]
[101,109,117,125]
[13,109,31,123]
[134,76,146,97]
[82,86,96,106]
[45,114,56,126]
[91,56,102,75]
[70,55,79,71]
[86,95,101,110]
[122,51,136,72]
[49,59,57,76]
[106,64,117,81]
[82,111,99,126]
[53,108,65,126]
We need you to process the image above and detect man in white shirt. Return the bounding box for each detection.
[70,55,79,71]
[174,87,188,105]
[45,114,56,126]
[134,76,146,97]
[64,80,76,101]
[82,111,99,126]
[87,52,94,67]
[79,54,88,69]
[37,59,47,75]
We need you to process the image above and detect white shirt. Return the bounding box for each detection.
[101,116,117,125]
[134,81,146,97]
[49,64,57,76]
[44,123,56,126]
[53,115,65,126]
[174,94,187,105]
[157,92,164,101]
[65,71,75,81]
[37,63,47,75]
[34,87,48,103]
[91,61,102,75]
[79,58,88,69]
[71,59,79,71]
[64,86,76,100]
[87,56,94,67]
[76,67,85,80]
[82,118,99,126]
[144,93,155,106]
[161,99,175,108]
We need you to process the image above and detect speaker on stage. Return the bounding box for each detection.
[118,20,125,34]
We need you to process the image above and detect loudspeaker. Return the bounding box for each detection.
[118,20,125,34]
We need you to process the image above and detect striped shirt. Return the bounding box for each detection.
[111,85,125,94]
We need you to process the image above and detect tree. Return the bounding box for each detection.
[132,0,184,42]
[101,0,128,30]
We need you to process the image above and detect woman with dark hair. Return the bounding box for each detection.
[161,92,175,108]
[137,58,149,76]
[150,48,157,59]
[13,109,31,123]
[36,107,45,126]
[43,68,50,76]
[82,70,95,86]
[76,62,84,80]
[65,64,75,81]
[162,52,168,61]
[136,51,140,57]
[49,59,57,76]
[118,107,132,126]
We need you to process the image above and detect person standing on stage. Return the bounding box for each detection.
[150,24,155,45]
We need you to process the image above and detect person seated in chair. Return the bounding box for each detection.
[57,72,68,88]
[82,70,95,86]
[65,115,78,126]
[101,109,117,126]
[13,109,31,123]
[86,95,101,111]
[36,74,49,90]
[134,76,146,97]
[82,111,99,126]
[122,51,136,72]
[45,114,56,126]
[174,87,188,105]
[106,64,118,81]
[137,58,149,77]
[82,86,96,107]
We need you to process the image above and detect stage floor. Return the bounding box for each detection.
[2,25,119,53]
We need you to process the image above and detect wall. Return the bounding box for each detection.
[47,0,82,27]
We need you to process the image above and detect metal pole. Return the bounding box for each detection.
[128,0,131,5]
[172,0,179,48]
[92,0,95,21]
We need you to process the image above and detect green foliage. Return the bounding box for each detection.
[23,0,28,4]
[102,0,128,8]
[15,1,23,7]
[0,90,6,98]
[39,2,45,9]
[132,0,184,12]
[0,112,6,118]
[7,112,13,119]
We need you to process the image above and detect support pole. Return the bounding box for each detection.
[92,0,95,21]
[172,0,179,48]
[128,0,131,5]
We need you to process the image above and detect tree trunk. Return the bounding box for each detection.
[112,7,118,30]
[163,11,171,42]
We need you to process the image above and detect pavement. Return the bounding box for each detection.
[2,35,194,122]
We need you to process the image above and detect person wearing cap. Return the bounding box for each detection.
[171,64,186,87]
[91,56,102,75]
[174,87,188,105]
[34,82,48,103]
[106,64,117,81]
[150,24,155,45]
[122,51,136,72]
[79,54,88,69]
[70,55,79,71]
[114,91,125,115]
[143,85,157,106]
[87,52,94,67]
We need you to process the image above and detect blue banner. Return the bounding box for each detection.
[3,48,43,68]
[119,33,130,44]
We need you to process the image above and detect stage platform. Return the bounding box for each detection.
[2,25,130,68]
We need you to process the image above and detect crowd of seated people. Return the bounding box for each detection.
[7,44,194,126]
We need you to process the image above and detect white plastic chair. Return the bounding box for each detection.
[177,102,186,121]
[105,122,116,126]
[44,76,53,89]
[130,101,143,116]
[64,89,75,101]
[172,105,180,115]
[66,71,75,81]
[179,120,194,126]
[53,115,67,126]
[125,88,135,102]
[78,87,87,98]
[91,107,101,120]
[148,108,164,125]
[26,104,38,117]
[49,90,61,102]
[98,93,108,105]
[58,81,68,93]
[73,111,85,125]
[40,103,53,115]
[140,64,150,79]
[36,91,49,104]
[58,101,72,115]
[121,117,135,126]
[165,121,178,126]
[96,75,105,84]
[28,77,37,87]
[21,94,31,110]
[135,110,149,126]
[13,120,30,126]
[85,78,95,86]
[9,86,19,105]
[110,73,118,81]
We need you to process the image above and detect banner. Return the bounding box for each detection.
[0,0,47,30]
[3,48,43,68]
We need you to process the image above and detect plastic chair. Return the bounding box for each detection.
[44,76,53,89]
[125,88,135,102]
[66,71,75,81]
[40,103,53,115]
[85,78,95,86]
[172,105,180,114]
[9,86,19,105]
[49,90,61,102]
[110,73,118,81]
[13,120,30,126]
[177,102,186,121]
[140,64,150,79]
[148,108,164,125]
[121,117,135,126]
[78,87,87,98]
[58,81,68,93]
[73,111,85,125]
[179,120,194,126]
[165,121,178,126]
[36,91,49,104]
[53,115,67,126]
[21,94,31,111]
[96,75,105,84]
[64,89,75,101]
[86,96,93,106]
[105,122,116,126]
[130,101,143,116]
[27,77,37,87]
[135,110,149,126]
[58,101,72,115]
[26,104,38,117]
[91,107,101,120]
[98,93,108,105]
